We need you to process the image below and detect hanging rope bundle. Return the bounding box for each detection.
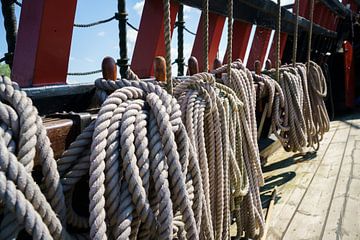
[174,72,250,239]
[252,72,288,140]
[212,61,265,239]
[306,61,330,143]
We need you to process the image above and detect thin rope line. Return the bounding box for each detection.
[203,0,209,72]
[163,0,173,94]
[292,0,299,67]
[67,69,102,76]
[307,0,315,69]
[227,0,233,82]
[126,21,139,31]
[276,0,281,81]
[73,16,116,28]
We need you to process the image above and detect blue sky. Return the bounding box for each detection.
[0,0,296,83]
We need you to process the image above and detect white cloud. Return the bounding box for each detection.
[133,1,145,16]
[127,28,138,44]
[97,31,105,37]
[84,57,95,63]
[127,28,138,59]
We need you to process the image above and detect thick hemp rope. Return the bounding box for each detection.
[0,76,67,240]
[88,78,202,240]
[212,61,265,239]
[174,72,250,240]
[263,61,329,152]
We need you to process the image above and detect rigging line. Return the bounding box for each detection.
[67,69,102,76]
[73,15,116,28]
[184,26,196,36]
[126,21,139,31]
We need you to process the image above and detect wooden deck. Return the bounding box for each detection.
[262,114,360,240]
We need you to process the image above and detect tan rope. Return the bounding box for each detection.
[203,0,209,72]
[163,0,173,94]
[276,0,281,81]
[227,0,233,81]
[292,0,300,67]
[307,0,315,68]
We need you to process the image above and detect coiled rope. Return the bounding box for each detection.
[213,61,265,239]
[0,76,67,239]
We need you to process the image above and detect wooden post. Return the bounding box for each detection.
[102,57,117,81]
[188,56,199,76]
[153,56,167,82]
[213,58,222,78]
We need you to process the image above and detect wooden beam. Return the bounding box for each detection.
[12,0,77,87]
[247,26,272,70]
[191,12,225,71]
[131,0,179,78]
[223,20,252,63]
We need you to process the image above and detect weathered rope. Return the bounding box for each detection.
[212,61,265,239]
[276,0,281,81]
[88,78,201,239]
[227,0,233,81]
[0,76,66,239]
[292,0,300,67]
[307,61,330,145]
[203,0,209,72]
[174,72,252,239]
[163,0,173,94]
[263,61,329,152]
[307,0,315,67]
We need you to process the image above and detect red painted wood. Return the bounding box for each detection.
[246,26,272,70]
[131,0,179,78]
[12,0,77,87]
[322,9,332,30]
[191,12,225,71]
[299,0,310,18]
[268,32,288,65]
[314,3,326,25]
[343,41,355,108]
[223,20,252,63]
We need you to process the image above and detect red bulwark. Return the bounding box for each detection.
[314,3,326,25]
[191,12,225,71]
[12,0,77,87]
[131,0,179,78]
[268,32,288,65]
[299,0,310,18]
[246,26,272,70]
[223,20,252,63]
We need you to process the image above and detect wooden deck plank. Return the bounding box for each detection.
[281,122,351,239]
[321,132,360,240]
[264,122,340,239]
[320,119,359,240]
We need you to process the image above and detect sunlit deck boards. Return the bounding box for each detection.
[262,114,360,240]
